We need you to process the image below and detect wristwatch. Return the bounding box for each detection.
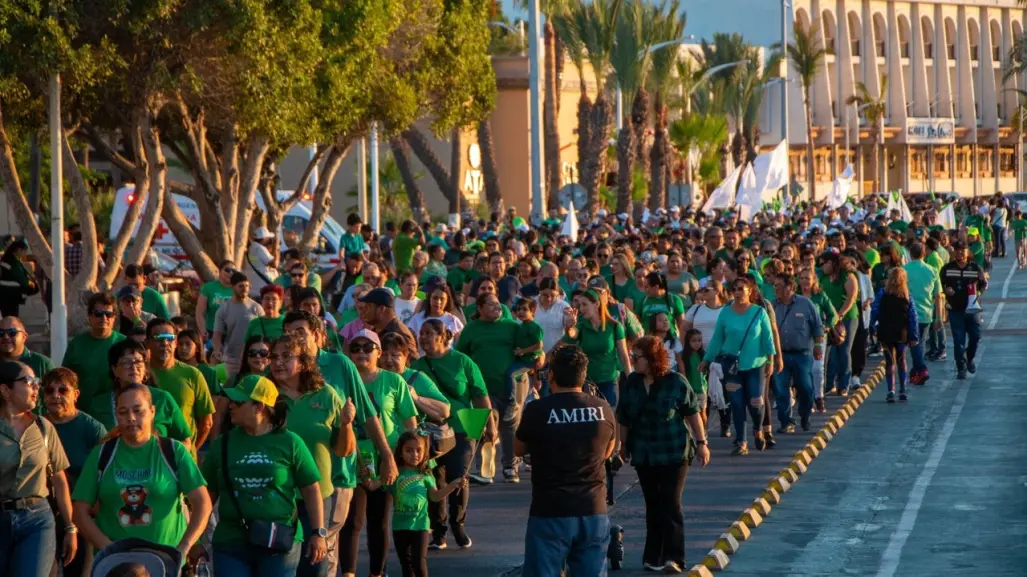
[314,527,328,538]
[695,439,708,446]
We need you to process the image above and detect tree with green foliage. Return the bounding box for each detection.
[780,22,826,202]
[847,75,888,195]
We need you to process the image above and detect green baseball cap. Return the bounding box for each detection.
[224,374,278,406]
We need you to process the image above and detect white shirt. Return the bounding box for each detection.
[534,298,571,353]
[245,242,278,296]
[663,336,684,371]
[395,297,422,325]
[685,303,723,349]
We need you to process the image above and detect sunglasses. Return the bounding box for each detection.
[247,349,271,358]
[152,333,176,342]
[16,375,41,386]
[92,310,116,319]
[0,328,23,338]
[349,342,378,354]
[44,385,73,395]
[291,273,305,278]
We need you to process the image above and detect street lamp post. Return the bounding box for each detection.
[527,0,545,221]
[49,72,67,362]
[782,0,791,184]
[369,123,380,233]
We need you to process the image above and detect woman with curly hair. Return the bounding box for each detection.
[616,336,710,573]
[269,334,357,577]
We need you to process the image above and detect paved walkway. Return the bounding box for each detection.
[718,256,1027,576]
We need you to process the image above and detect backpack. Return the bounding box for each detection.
[96,436,179,485]
[877,293,911,344]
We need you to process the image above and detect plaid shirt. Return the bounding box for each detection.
[65,242,83,277]
[616,371,700,466]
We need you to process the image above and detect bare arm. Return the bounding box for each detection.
[837,275,859,318]
[333,423,356,457]
[195,294,208,339]
[429,477,467,501]
[74,500,113,550]
[514,437,528,457]
[616,338,632,375]
[362,416,398,484]
[194,413,213,450]
[51,471,78,565]
[299,483,327,563]
[178,486,212,554]
[409,387,450,422]
[401,416,418,433]
[209,397,230,441]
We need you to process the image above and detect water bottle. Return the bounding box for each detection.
[195,561,211,577]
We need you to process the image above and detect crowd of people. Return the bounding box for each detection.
[0,192,1018,577]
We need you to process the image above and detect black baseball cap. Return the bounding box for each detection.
[358,288,395,308]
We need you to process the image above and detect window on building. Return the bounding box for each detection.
[947,44,956,59]
[910,151,926,177]
[956,149,970,175]
[935,150,950,177]
[1000,148,1016,174]
[979,150,993,177]
[876,41,885,57]
[852,39,861,56]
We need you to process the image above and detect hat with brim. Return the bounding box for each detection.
[224,374,278,406]
[253,226,275,240]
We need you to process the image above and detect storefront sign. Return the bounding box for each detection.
[905,118,955,144]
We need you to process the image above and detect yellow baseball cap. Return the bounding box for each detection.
[224,374,278,406]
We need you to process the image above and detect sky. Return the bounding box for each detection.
[497,0,785,48]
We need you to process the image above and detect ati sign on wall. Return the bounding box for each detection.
[905,118,955,144]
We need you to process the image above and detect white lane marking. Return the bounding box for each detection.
[987,261,1017,331]
[874,361,973,577]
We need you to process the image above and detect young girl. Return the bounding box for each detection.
[682,328,709,432]
[870,268,920,403]
[364,432,467,577]
[648,312,684,372]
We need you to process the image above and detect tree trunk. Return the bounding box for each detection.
[449,128,461,218]
[554,34,565,115]
[404,127,454,201]
[104,107,151,280]
[162,190,218,281]
[123,113,167,272]
[649,97,668,211]
[477,119,503,214]
[231,135,270,266]
[258,159,284,264]
[299,142,348,253]
[576,92,593,211]
[60,135,100,333]
[805,95,815,203]
[390,138,426,223]
[585,94,612,217]
[632,88,650,176]
[543,21,561,212]
[615,126,636,215]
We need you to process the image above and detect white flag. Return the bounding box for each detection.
[702,165,741,214]
[562,201,580,238]
[752,140,790,202]
[827,165,855,209]
[735,164,761,222]
[938,202,957,230]
[885,190,912,221]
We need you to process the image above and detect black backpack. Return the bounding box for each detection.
[877,293,911,344]
[95,436,179,485]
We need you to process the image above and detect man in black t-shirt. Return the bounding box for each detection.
[515,345,616,577]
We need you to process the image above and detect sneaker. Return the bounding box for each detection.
[800,416,811,431]
[935,352,947,361]
[503,469,520,483]
[850,376,861,390]
[523,463,532,473]
[918,370,930,384]
[815,398,827,413]
[967,360,977,374]
[663,561,684,573]
[835,388,849,397]
[957,369,967,380]
[643,562,663,572]
[428,536,448,550]
[452,527,472,549]
[909,370,925,385]
[886,392,896,403]
[731,442,749,456]
[777,424,796,434]
[467,474,493,486]
[720,424,732,438]
[899,393,908,401]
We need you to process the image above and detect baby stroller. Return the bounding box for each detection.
[91,538,183,577]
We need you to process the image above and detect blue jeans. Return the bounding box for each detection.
[0,500,55,577]
[214,541,302,577]
[993,225,1007,256]
[772,352,814,426]
[911,323,930,373]
[826,317,858,393]
[928,311,946,356]
[296,496,332,577]
[523,515,611,577]
[949,311,983,370]
[724,367,765,443]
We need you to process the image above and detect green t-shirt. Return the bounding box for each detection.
[904,261,941,323]
[202,429,320,545]
[563,317,625,384]
[89,386,193,443]
[200,282,234,332]
[197,364,221,397]
[316,350,378,488]
[515,320,544,363]
[863,247,881,271]
[925,251,945,273]
[72,437,205,548]
[150,361,216,444]
[809,290,838,328]
[17,349,55,384]
[455,319,520,396]
[339,232,367,256]
[362,370,418,448]
[63,331,127,411]
[389,469,436,531]
[970,241,987,267]
[410,350,489,433]
[462,302,513,321]
[245,316,283,341]
[965,215,993,242]
[888,220,910,233]
[282,385,345,498]
[639,293,687,339]
[1011,218,1027,241]
[446,267,482,294]
[819,271,858,321]
[52,411,107,483]
[393,235,421,274]
[401,368,450,423]
[142,286,170,319]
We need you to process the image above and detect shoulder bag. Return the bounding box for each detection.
[714,307,762,384]
[220,433,297,553]
[409,364,456,458]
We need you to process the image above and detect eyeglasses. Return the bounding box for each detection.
[629,352,644,361]
[349,342,378,354]
[247,349,271,359]
[0,328,24,338]
[269,354,297,365]
[92,310,116,319]
[291,273,305,279]
[16,375,41,386]
[151,333,175,342]
[598,253,610,258]
[117,359,146,369]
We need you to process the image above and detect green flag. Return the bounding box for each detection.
[456,408,493,441]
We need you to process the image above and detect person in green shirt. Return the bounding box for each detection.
[393,220,425,275]
[203,374,327,573]
[196,260,236,340]
[1012,209,1027,268]
[0,316,55,393]
[339,213,368,256]
[967,227,988,269]
[146,319,216,452]
[275,252,323,294]
[903,243,943,383]
[639,272,687,340]
[410,319,495,549]
[818,252,859,397]
[123,263,170,319]
[562,289,632,402]
[246,284,285,341]
[379,333,451,425]
[447,251,483,298]
[72,382,211,558]
[462,277,514,321]
[62,292,126,412]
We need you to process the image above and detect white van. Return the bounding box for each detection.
[110,185,346,271]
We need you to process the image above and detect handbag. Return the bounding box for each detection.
[714,307,762,385]
[409,367,457,458]
[220,433,297,553]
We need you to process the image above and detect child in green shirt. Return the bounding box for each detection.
[512,298,545,365]
[1011,210,1027,269]
[682,329,709,432]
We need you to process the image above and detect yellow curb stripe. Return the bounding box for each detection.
[703,549,730,570]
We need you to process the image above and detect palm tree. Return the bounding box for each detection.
[669,111,728,199]
[781,22,826,202]
[389,139,427,222]
[477,118,503,212]
[646,2,685,211]
[571,0,616,214]
[553,2,590,209]
[609,0,657,215]
[847,75,888,195]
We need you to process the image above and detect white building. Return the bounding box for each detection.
[694,0,1027,198]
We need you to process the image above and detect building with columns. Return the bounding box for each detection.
[747,0,1027,198]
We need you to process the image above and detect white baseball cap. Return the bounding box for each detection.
[253,227,275,240]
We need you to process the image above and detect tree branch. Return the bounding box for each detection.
[79,124,136,174]
[298,141,349,252]
[231,133,270,265]
[62,133,98,292]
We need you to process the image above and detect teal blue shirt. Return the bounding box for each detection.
[703,305,776,370]
[903,260,942,323]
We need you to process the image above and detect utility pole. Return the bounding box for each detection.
[49,73,67,361]
[782,0,791,184]
[527,0,546,220]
